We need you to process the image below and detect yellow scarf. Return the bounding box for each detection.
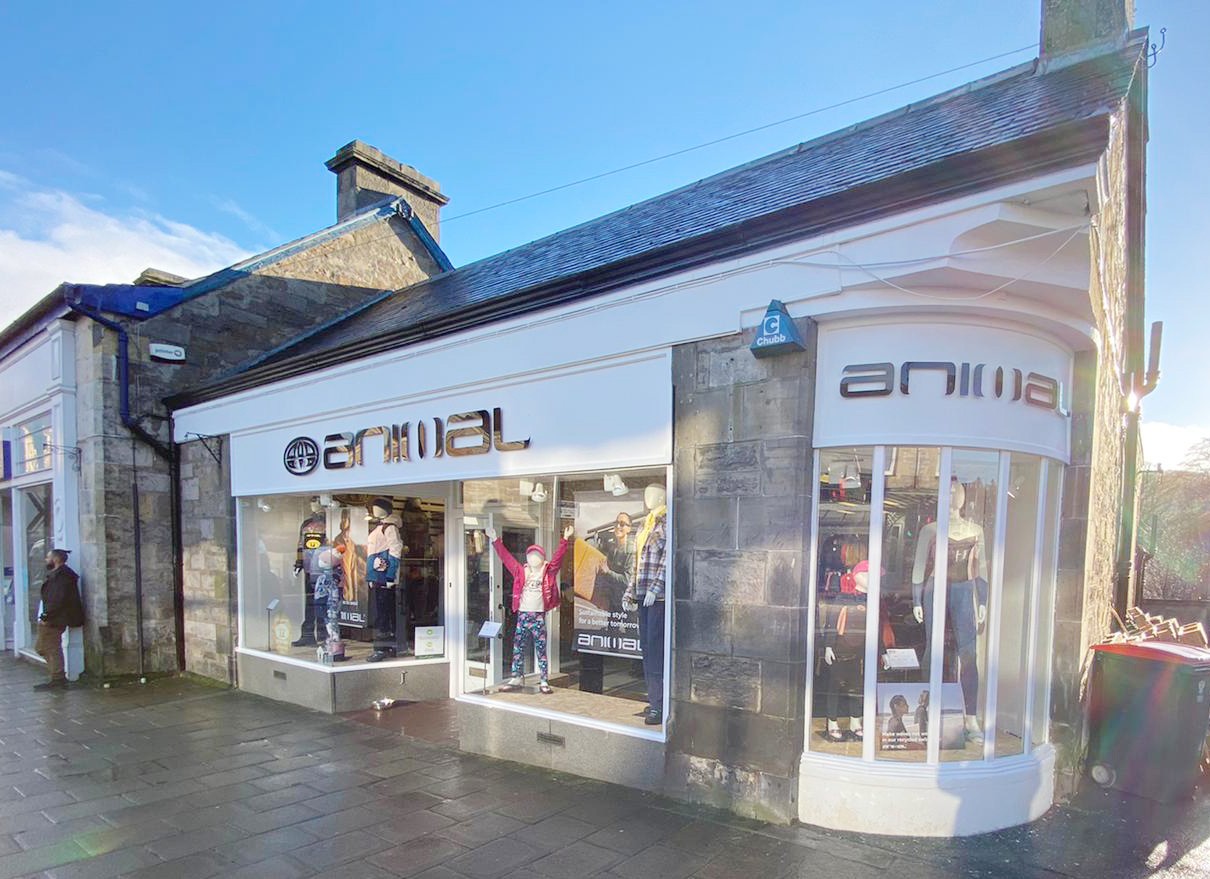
[634,505,667,576]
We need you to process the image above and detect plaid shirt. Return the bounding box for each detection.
[633,513,668,600]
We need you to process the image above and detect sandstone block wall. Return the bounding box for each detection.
[665,319,816,824]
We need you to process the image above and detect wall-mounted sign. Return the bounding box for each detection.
[282,408,529,477]
[149,343,186,363]
[750,300,807,358]
[230,352,673,497]
[839,361,1063,414]
[814,320,1073,462]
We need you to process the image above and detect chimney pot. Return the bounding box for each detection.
[326,140,449,240]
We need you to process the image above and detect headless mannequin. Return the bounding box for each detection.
[822,565,869,740]
[911,481,989,742]
[623,485,668,725]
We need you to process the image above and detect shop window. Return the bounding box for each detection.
[811,447,873,757]
[877,447,942,762]
[460,467,668,731]
[993,455,1042,757]
[1,493,12,651]
[12,414,53,475]
[1030,462,1063,747]
[809,446,1063,765]
[239,492,445,666]
[20,483,53,649]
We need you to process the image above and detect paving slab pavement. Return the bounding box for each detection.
[2,655,1208,879]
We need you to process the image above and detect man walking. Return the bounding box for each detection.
[34,549,84,691]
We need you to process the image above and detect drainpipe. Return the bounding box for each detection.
[1116,320,1161,617]
[66,297,186,674]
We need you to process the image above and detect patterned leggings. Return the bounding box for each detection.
[510,611,549,681]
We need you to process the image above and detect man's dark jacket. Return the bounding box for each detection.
[41,566,85,628]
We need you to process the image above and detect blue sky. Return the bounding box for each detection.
[0,1,1203,464]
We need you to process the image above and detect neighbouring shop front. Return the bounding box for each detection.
[0,321,83,677]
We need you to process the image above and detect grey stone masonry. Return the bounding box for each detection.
[666,318,816,824]
[74,209,443,680]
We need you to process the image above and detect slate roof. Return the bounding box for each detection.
[176,33,1147,405]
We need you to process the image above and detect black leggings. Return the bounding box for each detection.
[822,654,863,720]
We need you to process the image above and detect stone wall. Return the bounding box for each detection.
[74,212,441,678]
[665,319,816,824]
[1047,107,1134,796]
[179,438,236,683]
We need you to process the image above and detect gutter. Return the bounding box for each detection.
[67,296,187,675]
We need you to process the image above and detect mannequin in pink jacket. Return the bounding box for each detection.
[488,524,574,693]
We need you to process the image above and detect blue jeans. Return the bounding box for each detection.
[922,579,981,715]
[638,600,665,714]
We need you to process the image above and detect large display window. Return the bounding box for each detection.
[238,491,445,666]
[460,466,669,732]
[19,482,53,652]
[808,446,1061,764]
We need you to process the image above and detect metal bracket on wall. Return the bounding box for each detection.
[183,432,224,466]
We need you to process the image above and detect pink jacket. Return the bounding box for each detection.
[492,538,570,613]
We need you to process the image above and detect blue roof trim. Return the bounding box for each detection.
[68,283,194,319]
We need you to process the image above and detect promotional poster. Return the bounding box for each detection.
[877,682,966,751]
[570,493,645,659]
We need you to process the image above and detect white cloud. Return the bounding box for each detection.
[1140,421,1210,470]
[0,176,249,330]
[211,197,280,244]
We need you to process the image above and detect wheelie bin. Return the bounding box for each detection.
[1086,641,1210,801]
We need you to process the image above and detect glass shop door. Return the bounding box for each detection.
[462,515,502,692]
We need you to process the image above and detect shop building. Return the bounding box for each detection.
[0,141,450,679]
[168,8,1150,836]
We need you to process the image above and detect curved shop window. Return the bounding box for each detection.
[808,446,1061,763]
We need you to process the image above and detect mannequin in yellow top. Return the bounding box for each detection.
[623,485,668,725]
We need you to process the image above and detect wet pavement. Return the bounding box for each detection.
[2,655,1208,878]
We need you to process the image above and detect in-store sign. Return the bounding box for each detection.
[283,407,529,476]
[750,300,806,358]
[839,361,1064,414]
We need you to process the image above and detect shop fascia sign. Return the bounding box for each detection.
[283,408,529,477]
[839,361,1066,415]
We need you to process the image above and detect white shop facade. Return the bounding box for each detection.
[0,319,84,678]
[172,165,1096,835]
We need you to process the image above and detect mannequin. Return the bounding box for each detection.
[312,545,347,661]
[366,497,406,662]
[488,524,574,694]
[819,559,872,741]
[911,481,989,742]
[623,484,668,725]
[291,501,327,647]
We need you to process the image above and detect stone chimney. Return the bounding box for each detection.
[326,140,449,240]
[1040,0,1133,58]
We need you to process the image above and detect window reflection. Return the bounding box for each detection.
[811,448,873,757]
[878,447,940,760]
[940,450,998,762]
[810,445,1063,765]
